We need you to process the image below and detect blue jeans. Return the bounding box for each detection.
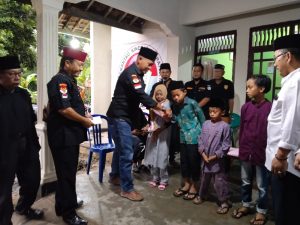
[109,118,134,192]
[241,161,269,214]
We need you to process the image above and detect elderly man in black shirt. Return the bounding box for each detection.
[107,47,163,201]
[47,47,93,225]
[0,56,43,225]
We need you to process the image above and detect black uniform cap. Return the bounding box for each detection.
[160,63,171,70]
[214,64,225,70]
[0,56,21,70]
[209,98,225,110]
[169,80,185,91]
[273,34,300,50]
[138,47,158,61]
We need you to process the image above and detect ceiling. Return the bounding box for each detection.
[18,0,148,37]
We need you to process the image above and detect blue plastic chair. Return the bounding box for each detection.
[230,113,241,147]
[86,114,115,183]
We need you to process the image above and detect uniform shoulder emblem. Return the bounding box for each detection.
[131,74,142,89]
[59,83,68,98]
[131,74,140,83]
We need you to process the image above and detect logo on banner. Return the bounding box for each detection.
[118,45,163,94]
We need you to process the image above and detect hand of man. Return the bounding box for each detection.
[294,153,300,171]
[82,117,94,128]
[141,125,149,135]
[271,156,288,177]
[153,102,164,111]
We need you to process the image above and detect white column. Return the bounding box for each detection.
[90,22,112,115]
[167,36,179,80]
[31,0,64,187]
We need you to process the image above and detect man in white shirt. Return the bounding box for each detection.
[265,34,300,225]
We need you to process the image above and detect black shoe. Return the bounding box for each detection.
[56,199,83,216]
[16,207,44,220]
[63,214,88,225]
[76,199,84,209]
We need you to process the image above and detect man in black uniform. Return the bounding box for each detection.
[107,47,163,201]
[0,56,43,225]
[150,63,180,167]
[47,47,93,225]
[209,64,234,123]
[185,63,211,119]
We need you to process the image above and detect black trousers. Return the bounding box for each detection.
[50,145,79,217]
[169,123,180,162]
[271,171,300,225]
[0,138,41,225]
[180,144,201,182]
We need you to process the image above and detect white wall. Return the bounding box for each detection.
[179,0,299,25]
[193,6,300,113]
[90,22,112,115]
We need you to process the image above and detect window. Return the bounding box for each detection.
[194,31,237,81]
[248,20,300,100]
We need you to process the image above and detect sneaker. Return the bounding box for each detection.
[120,190,144,201]
[109,176,120,186]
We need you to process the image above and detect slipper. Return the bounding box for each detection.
[148,181,158,188]
[173,188,188,197]
[250,213,267,225]
[232,207,250,219]
[217,203,231,214]
[183,192,197,200]
[158,183,167,191]
[193,195,204,205]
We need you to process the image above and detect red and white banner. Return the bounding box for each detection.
[111,28,167,95]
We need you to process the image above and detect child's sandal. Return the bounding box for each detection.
[173,188,188,197]
[193,195,204,205]
[158,183,167,191]
[148,181,158,187]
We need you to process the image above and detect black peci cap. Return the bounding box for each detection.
[169,80,185,91]
[138,47,158,61]
[160,63,171,70]
[273,34,300,50]
[0,56,21,70]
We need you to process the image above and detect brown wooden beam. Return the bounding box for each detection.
[62,15,72,29]
[58,13,64,22]
[118,12,127,23]
[129,16,138,25]
[104,7,113,18]
[62,6,142,34]
[85,0,95,11]
[82,22,90,33]
[72,18,83,31]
